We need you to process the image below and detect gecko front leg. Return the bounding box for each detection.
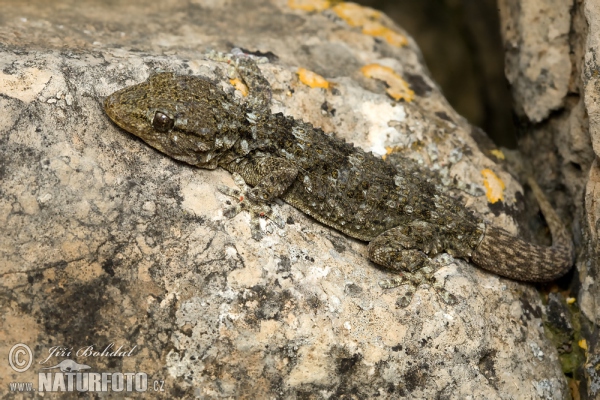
[219,157,299,240]
[217,173,283,240]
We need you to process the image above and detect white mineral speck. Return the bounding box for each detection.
[37,193,52,203]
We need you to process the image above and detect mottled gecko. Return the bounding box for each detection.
[103,54,574,291]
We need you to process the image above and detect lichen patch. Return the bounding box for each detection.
[287,0,331,12]
[481,169,506,203]
[361,64,414,102]
[332,3,407,47]
[297,67,330,89]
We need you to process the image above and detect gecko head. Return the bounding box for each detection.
[104,72,243,169]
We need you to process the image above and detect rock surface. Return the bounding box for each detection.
[0,0,571,398]
[499,0,598,397]
[498,0,572,123]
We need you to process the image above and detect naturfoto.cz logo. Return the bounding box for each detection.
[8,343,33,373]
[7,343,165,393]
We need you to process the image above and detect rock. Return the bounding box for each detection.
[0,0,568,397]
[498,0,572,123]
[500,0,600,397]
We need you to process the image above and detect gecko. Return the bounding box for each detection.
[103,53,574,291]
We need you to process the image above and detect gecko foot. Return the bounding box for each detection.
[217,173,284,240]
[379,280,416,308]
[379,261,457,307]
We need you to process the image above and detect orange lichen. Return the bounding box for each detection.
[332,3,407,47]
[287,0,331,12]
[361,22,408,47]
[331,2,380,26]
[288,2,407,47]
[578,339,587,350]
[361,64,414,102]
[489,149,505,160]
[297,68,330,89]
[230,78,248,97]
[481,169,505,204]
[380,146,395,160]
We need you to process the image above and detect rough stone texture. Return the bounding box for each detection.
[357,0,518,148]
[0,0,570,398]
[500,0,599,397]
[498,0,573,123]
[582,0,600,395]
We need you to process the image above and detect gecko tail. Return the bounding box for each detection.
[471,177,574,282]
[471,224,573,282]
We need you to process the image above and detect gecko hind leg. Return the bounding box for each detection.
[370,222,457,306]
[368,221,445,273]
[379,264,457,307]
[217,173,284,240]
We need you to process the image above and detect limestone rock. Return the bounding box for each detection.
[500,0,599,397]
[0,0,568,397]
[498,0,572,123]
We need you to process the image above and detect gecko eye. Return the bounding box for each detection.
[152,111,174,133]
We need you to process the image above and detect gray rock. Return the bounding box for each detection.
[500,0,600,397]
[498,0,572,123]
[0,0,568,397]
